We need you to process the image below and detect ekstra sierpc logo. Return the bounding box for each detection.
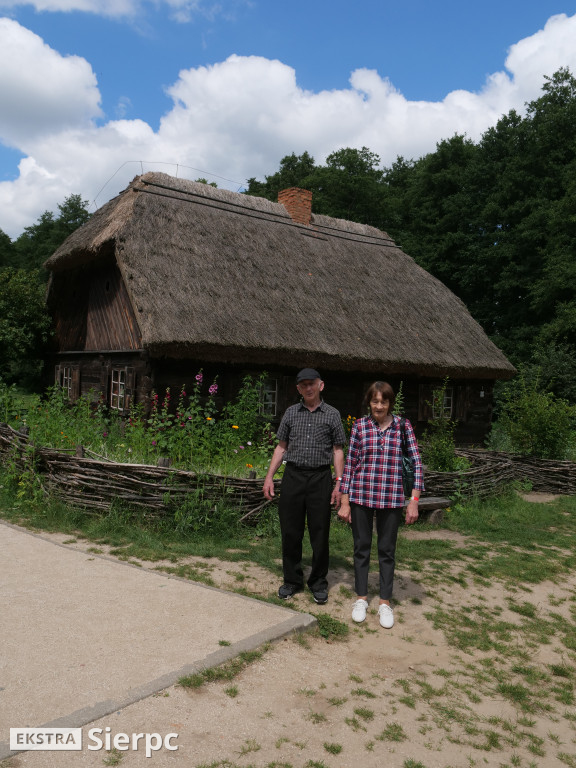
[10,728,82,751]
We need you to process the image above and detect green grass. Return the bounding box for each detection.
[3,469,576,766]
[179,646,269,689]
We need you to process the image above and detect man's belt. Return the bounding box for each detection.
[287,463,331,472]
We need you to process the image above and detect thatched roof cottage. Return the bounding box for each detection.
[45,172,515,443]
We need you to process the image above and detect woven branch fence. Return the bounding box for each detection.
[1,424,575,521]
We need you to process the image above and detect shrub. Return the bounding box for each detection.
[490,369,576,459]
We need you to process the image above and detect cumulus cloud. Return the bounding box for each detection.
[0,18,102,147]
[1,13,576,238]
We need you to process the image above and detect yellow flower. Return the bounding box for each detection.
[232,425,239,429]
[206,417,212,421]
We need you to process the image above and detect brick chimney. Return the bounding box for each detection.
[278,187,312,225]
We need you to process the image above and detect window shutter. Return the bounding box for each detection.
[124,367,136,412]
[455,385,469,421]
[418,383,433,421]
[71,366,80,402]
[100,365,109,406]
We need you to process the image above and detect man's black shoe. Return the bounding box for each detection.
[312,589,328,605]
[278,583,302,600]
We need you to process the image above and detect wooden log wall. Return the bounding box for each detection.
[1,424,575,520]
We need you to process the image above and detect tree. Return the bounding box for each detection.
[247,147,387,227]
[0,267,52,385]
[13,194,91,274]
[308,147,385,226]
[0,228,13,268]
[381,69,576,369]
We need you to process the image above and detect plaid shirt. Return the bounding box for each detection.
[276,400,346,468]
[340,414,424,508]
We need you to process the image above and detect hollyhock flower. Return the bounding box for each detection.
[209,383,218,395]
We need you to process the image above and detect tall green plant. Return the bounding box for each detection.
[421,378,460,471]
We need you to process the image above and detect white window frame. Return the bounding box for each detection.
[259,378,278,417]
[432,385,454,419]
[59,366,72,399]
[110,368,126,411]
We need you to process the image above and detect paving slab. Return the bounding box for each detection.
[0,521,315,760]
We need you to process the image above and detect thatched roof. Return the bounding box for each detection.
[45,172,515,379]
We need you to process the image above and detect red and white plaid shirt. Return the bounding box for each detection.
[340,414,424,508]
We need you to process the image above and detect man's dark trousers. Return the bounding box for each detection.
[278,463,332,591]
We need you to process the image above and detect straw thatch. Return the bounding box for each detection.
[45,172,514,379]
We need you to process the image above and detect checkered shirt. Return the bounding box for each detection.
[276,400,346,468]
[339,414,424,508]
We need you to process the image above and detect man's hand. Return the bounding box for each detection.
[262,442,287,500]
[262,477,276,500]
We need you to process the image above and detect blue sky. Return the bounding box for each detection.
[0,0,575,238]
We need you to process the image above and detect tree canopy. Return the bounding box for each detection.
[11,194,91,273]
[0,268,52,385]
[0,194,91,387]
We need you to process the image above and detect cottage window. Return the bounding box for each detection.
[55,365,79,401]
[59,367,72,398]
[259,378,278,417]
[432,386,454,419]
[110,368,127,411]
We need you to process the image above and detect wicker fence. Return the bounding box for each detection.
[1,423,574,520]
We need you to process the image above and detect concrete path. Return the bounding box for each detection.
[0,521,314,760]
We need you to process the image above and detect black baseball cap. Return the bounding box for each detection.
[296,368,321,382]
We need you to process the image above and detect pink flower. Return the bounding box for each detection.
[152,440,157,446]
[209,383,218,395]
[195,373,203,383]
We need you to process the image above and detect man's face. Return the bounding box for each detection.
[297,378,324,405]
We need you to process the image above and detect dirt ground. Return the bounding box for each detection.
[3,496,576,768]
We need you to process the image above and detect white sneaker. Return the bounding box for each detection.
[378,603,394,629]
[351,598,368,623]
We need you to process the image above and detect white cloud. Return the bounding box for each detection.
[0,0,141,16]
[0,0,241,20]
[1,13,576,239]
[0,18,102,148]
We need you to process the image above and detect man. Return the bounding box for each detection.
[263,368,345,604]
